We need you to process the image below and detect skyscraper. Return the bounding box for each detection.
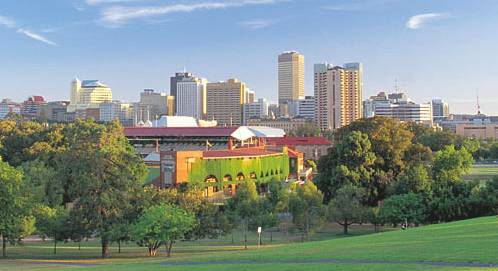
[176,77,208,120]
[432,98,450,121]
[314,62,363,130]
[206,79,247,126]
[278,51,304,116]
[170,72,193,114]
[68,78,112,112]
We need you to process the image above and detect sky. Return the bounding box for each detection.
[1,0,498,115]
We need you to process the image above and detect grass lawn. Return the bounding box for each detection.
[464,164,498,182]
[1,217,497,270]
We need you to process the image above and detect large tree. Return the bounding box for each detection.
[317,131,376,203]
[57,119,146,257]
[0,158,35,258]
[380,193,426,227]
[288,181,325,240]
[328,185,368,235]
[226,181,259,249]
[132,203,195,257]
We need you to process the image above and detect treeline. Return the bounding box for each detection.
[0,119,324,259]
[316,117,498,233]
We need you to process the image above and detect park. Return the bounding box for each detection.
[1,117,498,271]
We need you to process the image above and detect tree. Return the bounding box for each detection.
[226,181,259,249]
[389,164,431,197]
[432,145,473,184]
[316,131,376,203]
[57,119,147,257]
[380,193,425,226]
[288,122,321,137]
[288,181,325,239]
[132,203,195,257]
[0,158,35,258]
[33,205,69,255]
[327,185,367,235]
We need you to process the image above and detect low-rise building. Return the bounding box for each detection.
[456,123,498,140]
[246,117,309,133]
[266,136,331,161]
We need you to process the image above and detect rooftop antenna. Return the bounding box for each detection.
[477,89,481,115]
[394,78,400,94]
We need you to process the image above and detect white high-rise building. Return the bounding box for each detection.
[288,96,315,121]
[314,62,363,130]
[176,77,208,120]
[68,79,112,112]
[278,51,304,116]
[243,98,270,124]
[100,101,133,123]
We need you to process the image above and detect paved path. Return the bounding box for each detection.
[162,258,498,268]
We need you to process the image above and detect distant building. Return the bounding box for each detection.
[243,98,270,125]
[22,96,46,119]
[68,78,112,112]
[206,79,247,126]
[176,77,208,120]
[170,72,194,114]
[278,51,305,116]
[246,90,256,104]
[266,136,331,161]
[432,98,450,122]
[367,92,433,125]
[99,101,133,124]
[456,123,498,140]
[37,101,69,122]
[140,89,170,119]
[289,96,315,121]
[363,91,391,118]
[247,117,309,133]
[314,62,363,130]
[0,99,21,119]
[439,114,498,132]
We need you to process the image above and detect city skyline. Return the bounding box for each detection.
[1,0,498,114]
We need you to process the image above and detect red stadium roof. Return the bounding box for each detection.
[203,147,279,158]
[124,127,239,137]
[266,137,332,146]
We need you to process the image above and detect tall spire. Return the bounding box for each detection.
[477,89,481,115]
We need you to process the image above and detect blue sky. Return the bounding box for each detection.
[1,0,498,114]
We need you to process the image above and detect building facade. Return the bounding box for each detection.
[170,72,194,114]
[206,79,247,126]
[456,123,498,140]
[314,62,363,130]
[176,77,207,120]
[139,89,170,119]
[246,117,309,133]
[22,96,46,119]
[288,96,315,121]
[278,51,305,116]
[68,79,112,112]
[432,98,450,122]
[37,101,69,122]
[0,99,21,119]
[243,98,270,125]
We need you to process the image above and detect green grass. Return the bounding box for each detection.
[1,217,498,271]
[464,164,498,182]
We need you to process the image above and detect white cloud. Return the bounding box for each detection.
[0,15,17,28]
[406,13,447,29]
[0,15,58,46]
[100,0,284,26]
[240,19,273,29]
[85,0,144,5]
[17,29,58,46]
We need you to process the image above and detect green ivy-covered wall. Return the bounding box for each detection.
[188,153,290,189]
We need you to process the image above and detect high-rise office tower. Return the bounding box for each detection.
[278,51,304,116]
[170,72,193,114]
[314,62,363,130]
[432,98,450,122]
[206,79,247,126]
[140,89,169,119]
[176,77,208,120]
[68,78,112,112]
